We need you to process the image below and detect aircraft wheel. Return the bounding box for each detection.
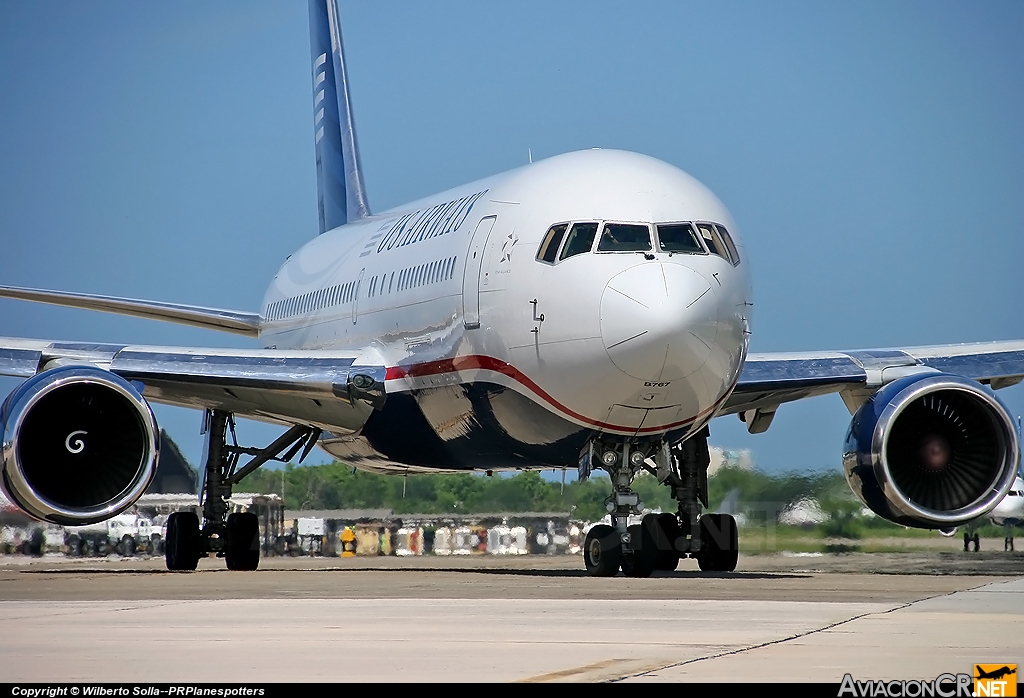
[647,513,681,571]
[620,524,655,578]
[226,513,260,571]
[697,513,738,572]
[165,512,201,571]
[584,524,621,577]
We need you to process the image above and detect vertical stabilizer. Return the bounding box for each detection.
[308,0,370,232]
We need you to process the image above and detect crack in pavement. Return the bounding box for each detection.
[610,580,1003,683]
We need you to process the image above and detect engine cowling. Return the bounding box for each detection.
[843,373,1019,528]
[1,366,159,525]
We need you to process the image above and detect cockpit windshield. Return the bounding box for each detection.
[715,224,740,265]
[536,223,567,263]
[597,223,652,252]
[656,223,704,254]
[559,222,599,260]
[696,223,730,262]
[535,219,740,265]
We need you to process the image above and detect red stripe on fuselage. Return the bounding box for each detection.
[385,355,737,434]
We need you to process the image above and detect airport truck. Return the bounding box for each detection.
[65,513,164,557]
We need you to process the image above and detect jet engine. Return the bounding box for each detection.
[843,373,1019,528]
[1,365,159,525]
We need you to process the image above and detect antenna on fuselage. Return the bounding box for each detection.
[308,0,371,233]
[528,148,533,164]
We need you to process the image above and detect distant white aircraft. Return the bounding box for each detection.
[1,0,1022,576]
[941,475,1024,552]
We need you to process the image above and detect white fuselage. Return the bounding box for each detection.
[258,149,752,472]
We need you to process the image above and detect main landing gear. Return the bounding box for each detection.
[963,530,981,553]
[165,409,319,572]
[582,427,738,578]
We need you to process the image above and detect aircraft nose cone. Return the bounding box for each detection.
[600,262,718,382]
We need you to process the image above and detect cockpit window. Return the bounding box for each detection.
[597,223,652,252]
[656,223,704,254]
[559,222,599,260]
[715,224,740,266]
[536,223,568,264]
[696,222,731,263]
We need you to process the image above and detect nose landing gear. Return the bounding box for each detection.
[583,524,622,576]
[588,440,651,577]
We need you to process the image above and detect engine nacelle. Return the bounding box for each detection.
[1,366,159,525]
[843,373,1019,528]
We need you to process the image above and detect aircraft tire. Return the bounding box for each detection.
[621,524,655,577]
[697,513,738,572]
[584,524,621,577]
[647,513,681,571]
[165,512,201,571]
[226,512,260,571]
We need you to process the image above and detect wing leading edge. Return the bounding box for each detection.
[725,340,1024,431]
[0,338,385,435]
[1,336,1021,437]
[0,284,261,337]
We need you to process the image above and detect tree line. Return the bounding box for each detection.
[243,461,882,527]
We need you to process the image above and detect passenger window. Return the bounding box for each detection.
[656,223,704,254]
[559,222,599,260]
[537,224,568,263]
[597,223,652,252]
[715,224,740,266]
[697,223,730,262]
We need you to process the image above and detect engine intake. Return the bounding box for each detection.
[1,366,159,525]
[843,373,1019,528]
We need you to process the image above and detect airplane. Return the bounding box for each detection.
[976,666,1017,681]
[940,475,1024,552]
[1,0,1023,576]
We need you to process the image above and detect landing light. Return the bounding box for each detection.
[629,451,645,466]
[601,451,618,466]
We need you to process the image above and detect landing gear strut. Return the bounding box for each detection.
[653,428,738,573]
[1005,524,1015,552]
[964,530,980,552]
[165,409,319,572]
[583,439,647,577]
[581,427,738,577]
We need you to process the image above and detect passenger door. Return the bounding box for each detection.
[462,216,496,329]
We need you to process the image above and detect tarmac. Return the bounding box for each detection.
[1,549,1022,683]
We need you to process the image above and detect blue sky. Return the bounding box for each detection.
[0,1,1022,475]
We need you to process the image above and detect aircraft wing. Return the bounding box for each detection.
[0,338,386,435]
[722,340,1024,431]
[0,284,262,337]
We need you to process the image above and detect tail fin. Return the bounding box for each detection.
[308,0,370,232]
